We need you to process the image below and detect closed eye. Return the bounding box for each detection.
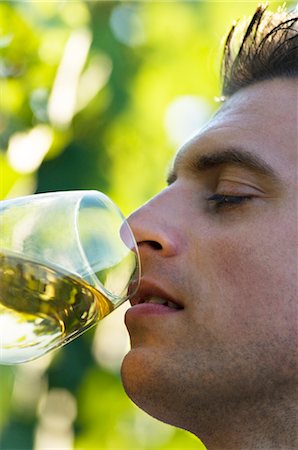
[207,194,253,211]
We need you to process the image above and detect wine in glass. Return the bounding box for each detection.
[0,191,140,364]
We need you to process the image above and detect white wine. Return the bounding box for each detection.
[0,250,114,364]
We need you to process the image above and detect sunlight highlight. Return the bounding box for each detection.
[34,388,77,450]
[75,54,112,113]
[8,125,53,174]
[48,28,92,129]
[92,303,130,372]
[164,95,212,147]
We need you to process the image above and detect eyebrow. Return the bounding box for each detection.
[167,148,281,185]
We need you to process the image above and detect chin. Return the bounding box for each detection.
[121,348,191,430]
[121,348,157,411]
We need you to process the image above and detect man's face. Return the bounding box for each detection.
[121,79,298,433]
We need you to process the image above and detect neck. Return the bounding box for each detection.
[193,382,298,450]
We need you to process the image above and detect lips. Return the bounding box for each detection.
[130,279,183,310]
[142,296,182,309]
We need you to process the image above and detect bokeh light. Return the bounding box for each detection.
[164,95,213,147]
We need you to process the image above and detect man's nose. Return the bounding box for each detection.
[127,191,182,258]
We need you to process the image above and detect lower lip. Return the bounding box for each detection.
[126,303,182,317]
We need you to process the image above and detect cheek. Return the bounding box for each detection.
[199,227,297,338]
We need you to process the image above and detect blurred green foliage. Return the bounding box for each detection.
[0,1,291,449]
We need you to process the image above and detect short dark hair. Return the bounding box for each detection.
[221,3,298,98]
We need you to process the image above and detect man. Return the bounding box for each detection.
[121,4,298,449]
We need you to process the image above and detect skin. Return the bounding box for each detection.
[121,78,298,449]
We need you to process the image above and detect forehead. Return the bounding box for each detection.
[174,79,298,182]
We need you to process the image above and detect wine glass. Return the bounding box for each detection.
[0,190,140,365]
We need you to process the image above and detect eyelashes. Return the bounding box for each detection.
[207,194,253,211]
